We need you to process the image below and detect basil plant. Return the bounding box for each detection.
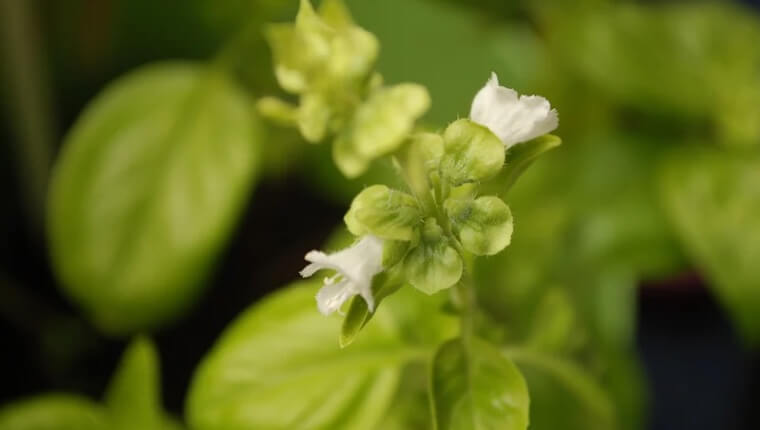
[236,1,561,429]
[12,1,582,430]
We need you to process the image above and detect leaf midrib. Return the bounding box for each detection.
[218,345,427,388]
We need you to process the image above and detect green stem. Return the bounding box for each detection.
[391,139,476,348]
[502,346,615,425]
[456,263,476,346]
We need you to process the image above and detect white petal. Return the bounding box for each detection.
[300,250,339,277]
[299,235,385,315]
[469,72,558,148]
[470,72,517,126]
[337,236,384,282]
[315,278,354,315]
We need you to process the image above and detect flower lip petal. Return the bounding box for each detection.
[300,250,341,277]
[469,72,558,148]
[315,278,353,315]
[299,235,384,315]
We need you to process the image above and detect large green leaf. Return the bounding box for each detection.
[47,62,260,335]
[661,147,760,344]
[186,279,455,430]
[376,364,434,430]
[504,347,615,430]
[0,395,109,430]
[430,338,529,430]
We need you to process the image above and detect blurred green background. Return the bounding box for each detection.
[1,0,759,429]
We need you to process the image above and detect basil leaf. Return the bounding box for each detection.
[47,62,260,334]
[430,338,529,430]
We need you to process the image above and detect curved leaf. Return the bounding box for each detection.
[186,279,438,430]
[341,267,404,348]
[344,185,421,241]
[333,83,430,178]
[403,219,462,295]
[47,62,260,334]
[440,119,505,186]
[430,338,529,430]
[499,134,561,193]
[504,347,614,429]
[0,395,109,430]
[445,196,513,256]
[351,83,430,159]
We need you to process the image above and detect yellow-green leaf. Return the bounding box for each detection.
[430,338,530,430]
[47,62,260,334]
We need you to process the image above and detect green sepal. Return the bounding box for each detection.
[403,218,463,294]
[501,134,562,191]
[414,132,445,167]
[448,183,479,200]
[267,0,377,95]
[344,185,421,241]
[366,72,384,92]
[333,83,430,178]
[397,132,444,200]
[444,196,513,256]
[352,84,429,159]
[340,267,405,348]
[440,119,505,186]
[256,97,298,126]
[383,239,412,268]
[298,92,331,142]
[264,23,330,94]
[265,0,378,116]
[295,0,332,35]
[318,0,354,29]
[333,133,369,178]
[316,0,378,84]
[325,27,379,84]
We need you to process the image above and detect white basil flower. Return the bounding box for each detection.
[470,72,558,148]
[299,235,384,315]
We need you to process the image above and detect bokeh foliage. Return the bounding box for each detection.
[2,0,759,429]
[47,63,261,334]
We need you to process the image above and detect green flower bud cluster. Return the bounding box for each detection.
[259,0,430,178]
[345,118,514,295]
[262,0,561,334]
